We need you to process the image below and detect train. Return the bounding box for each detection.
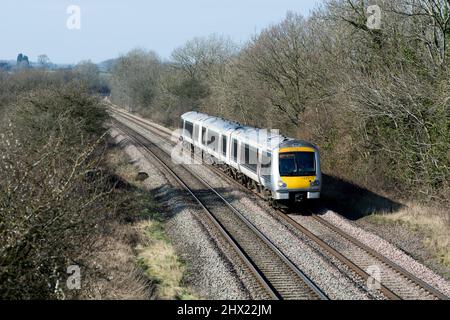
[179,111,321,207]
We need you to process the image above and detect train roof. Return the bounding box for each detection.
[184,111,239,132]
[181,111,317,151]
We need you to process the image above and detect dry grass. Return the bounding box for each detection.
[107,147,140,183]
[99,143,196,300]
[137,220,196,300]
[74,147,152,299]
[79,221,151,300]
[368,203,450,270]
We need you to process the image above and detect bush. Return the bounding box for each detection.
[0,84,112,299]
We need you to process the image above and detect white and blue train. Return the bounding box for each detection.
[179,111,322,205]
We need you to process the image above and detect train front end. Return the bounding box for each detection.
[272,141,321,204]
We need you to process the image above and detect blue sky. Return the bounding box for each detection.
[0,0,322,64]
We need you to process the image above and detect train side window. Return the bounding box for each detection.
[248,146,258,172]
[240,143,246,164]
[185,121,193,138]
[261,151,272,181]
[241,144,257,172]
[201,127,207,145]
[245,144,249,164]
[261,152,272,169]
[232,139,238,162]
[193,124,199,142]
[207,130,219,152]
[221,135,227,156]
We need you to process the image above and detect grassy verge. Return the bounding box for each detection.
[366,204,450,273]
[106,145,196,300]
[137,220,196,300]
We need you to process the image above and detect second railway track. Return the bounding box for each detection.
[113,118,328,300]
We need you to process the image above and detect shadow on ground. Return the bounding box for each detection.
[315,174,404,221]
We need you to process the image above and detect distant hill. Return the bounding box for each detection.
[0,59,74,71]
[1,56,118,72]
[0,60,15,71]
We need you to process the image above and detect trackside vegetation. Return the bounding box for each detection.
[0,69,193,299]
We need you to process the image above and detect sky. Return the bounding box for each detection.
[0,0,322,64]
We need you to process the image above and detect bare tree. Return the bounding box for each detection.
[37,54,51,69]
[236,12,333,127]
[389,0,450,65]
[171,34,237,80]
[73,60,101,91]
[110,49,161,111]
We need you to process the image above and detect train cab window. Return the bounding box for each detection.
[193,124,199,142]
[184,121,193,138]
[207,130,219,152]
[221,135,227,156]
[279,152,315,177]
[232,139,238,162]
[201,127,207,145]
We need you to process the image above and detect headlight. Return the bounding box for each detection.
[310,180,320,187]
[278,181,287,188]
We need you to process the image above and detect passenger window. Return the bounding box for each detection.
[242,144,257,172]
[261,151,272,180]
[244,144,249,164]
[240,143,246,164]
[193,125,199,142]
[184,121,193,138]
[248,146,258,172]
[201,127,207,145]
[261,152,272,169]
[232,139,238,162]
[207,130,219,152]
[221,135,227,156]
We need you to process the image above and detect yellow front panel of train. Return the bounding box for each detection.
[280,176,316,189]
[279,147,315,153]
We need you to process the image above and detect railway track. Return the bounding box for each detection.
[110,107,449,300]
[112,118,328,300]
[212,167,448,300]
[304,214,448,300]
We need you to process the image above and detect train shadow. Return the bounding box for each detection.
[286,174,404,221]
[315,174,404,221]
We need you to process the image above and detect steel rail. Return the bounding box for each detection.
[311,214,448,300]
[113,118,328,300]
